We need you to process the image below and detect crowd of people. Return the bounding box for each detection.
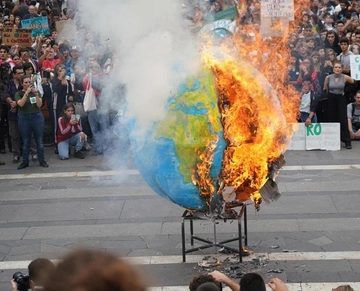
[187,0,360,149]
[0,0,117,169]
[9,248,355,291]
[0,0,358,169]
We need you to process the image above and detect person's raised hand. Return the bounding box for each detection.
[208,270,229,283]
[10,279,17,291]
[268,278,289,291]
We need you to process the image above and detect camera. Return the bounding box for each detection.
[12,272,30,291]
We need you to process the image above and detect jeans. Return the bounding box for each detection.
[87,109,110,154]
[300,112,318,123]
[9,120,20,156]
[18,112,45,164]
[58,132,84,160]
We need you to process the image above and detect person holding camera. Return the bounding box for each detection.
[11,258,55,291]
[347,90,360,139]
[57,103,86,160]
[15,75,49,169]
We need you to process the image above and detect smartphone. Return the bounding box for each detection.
[352,12,357,18]
[71,114,76,120]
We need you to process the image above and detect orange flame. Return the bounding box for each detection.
[193,1,310,208]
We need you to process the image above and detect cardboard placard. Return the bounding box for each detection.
[288,123,341,151]
[56,20,76,40]
[1,28,32,47]
[260,0,293,37]
[21,16,50,37]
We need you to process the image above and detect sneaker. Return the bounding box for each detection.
[32,154,38,161]
[39,161,49,168]
[17,162,29,169]
[84,141,91,151]
[0,160,5,165]
[12,155,20,164]
[345,142,352,149]
[74,150,85,159]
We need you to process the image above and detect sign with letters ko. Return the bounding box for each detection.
[21,16,50,37]
[288,123,340,151]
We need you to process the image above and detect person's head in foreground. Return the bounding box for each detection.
[189,274,222,291]
[332,285,354,291]
[239,273,266,291]
[44,249,146,291]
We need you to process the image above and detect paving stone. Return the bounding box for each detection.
[0,228,28,241]
[23,222,162,239]
[7,244,40,256]
[101,240,147,250]
[0,244,11,255]
[7,201,124,222]
[320,242,360,252]
[128,249,165,257]
[308,236,333,246]
[40,243,69,255]
[120,199,180,219]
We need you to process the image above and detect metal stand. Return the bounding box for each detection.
[181,203,248,263]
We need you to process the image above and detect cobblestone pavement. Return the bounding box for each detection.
[0,142,360,290]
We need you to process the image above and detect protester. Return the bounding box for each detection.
[57,103,86,160]
[83,56,110,155]
[15,75,48,169]
[347,90,360,139]
[323,61,355,149]
[299,76,319,126]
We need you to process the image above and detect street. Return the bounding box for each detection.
[0,142,360,291]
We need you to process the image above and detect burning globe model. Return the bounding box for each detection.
[129,52,297,213]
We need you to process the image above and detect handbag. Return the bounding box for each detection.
[73,102,86,117]
[83,75,97,112]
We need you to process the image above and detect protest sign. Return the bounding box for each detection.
[21,16,50,37]
[288,123,340,151]
[260,0,293,37]
[288,123,306,150]
[350,55,360,80]
[56,20,76,40]
[1,28,32,47]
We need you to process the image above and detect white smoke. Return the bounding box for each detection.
[78,0,201,130]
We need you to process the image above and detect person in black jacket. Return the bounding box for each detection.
[299,76,319,126]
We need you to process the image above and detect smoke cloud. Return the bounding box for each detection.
[77,0,201,129]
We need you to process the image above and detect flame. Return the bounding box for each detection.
[192,136,219,200]
[192,0,310,209]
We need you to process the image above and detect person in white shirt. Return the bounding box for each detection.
[299,76,319,126]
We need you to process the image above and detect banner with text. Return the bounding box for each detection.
[260,0,294,37]
[56,20,76,40]
[1,28,32,47]
[21,16,50,37]
[288,123,340,151]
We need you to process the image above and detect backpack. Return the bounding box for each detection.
[0,62,11,85]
